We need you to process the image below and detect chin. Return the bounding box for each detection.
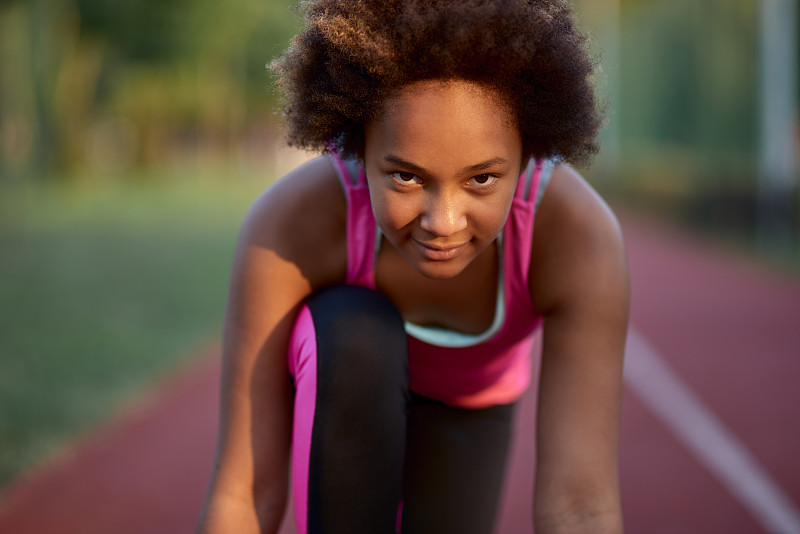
[412,259,468,280]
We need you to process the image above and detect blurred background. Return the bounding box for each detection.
[0,0,798,503]
[0,0,305,488]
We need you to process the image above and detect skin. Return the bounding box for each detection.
[365,81,522,330]
[197,79,629,534]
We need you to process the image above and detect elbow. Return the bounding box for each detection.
[253,477,290,533]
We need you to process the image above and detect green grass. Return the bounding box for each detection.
[0,167,272,488]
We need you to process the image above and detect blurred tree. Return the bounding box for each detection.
[76,0,191,62]
[0,3,36,179]
[28,0,61,177]
[619,0,757,170]
[0,0,300,178]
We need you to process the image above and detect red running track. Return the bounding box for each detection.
[1,210,799,534]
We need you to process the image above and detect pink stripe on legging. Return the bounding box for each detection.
[287,305,318,534]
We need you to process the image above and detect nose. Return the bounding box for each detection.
[419,189,468,237]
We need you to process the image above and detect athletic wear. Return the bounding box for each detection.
[289,286,408,534]
[286,156,554,533]
[289,286,514,534]
[328,153,552,408]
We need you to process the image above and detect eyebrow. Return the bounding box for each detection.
[383,155,508,174]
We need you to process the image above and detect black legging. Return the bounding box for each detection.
[292,285,515,534]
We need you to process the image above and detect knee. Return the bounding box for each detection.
[306,285,408,398]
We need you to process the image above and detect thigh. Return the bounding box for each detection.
[290,285,410,534]
[401,393,515,534]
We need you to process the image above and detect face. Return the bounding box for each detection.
[364,80,523,279]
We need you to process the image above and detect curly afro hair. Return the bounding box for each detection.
[271,0,603,165]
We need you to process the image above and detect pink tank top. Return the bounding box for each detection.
[329,153,547,408]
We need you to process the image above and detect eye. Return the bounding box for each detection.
[469,174,498,188]
[390,171,422,185]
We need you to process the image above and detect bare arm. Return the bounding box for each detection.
[530,165,629,533]
[197,157,346,534]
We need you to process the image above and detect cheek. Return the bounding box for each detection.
[473,195,515,236]
[370,189,419,233]
[472,212,507,243]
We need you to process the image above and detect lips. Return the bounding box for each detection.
[412,239,468,261]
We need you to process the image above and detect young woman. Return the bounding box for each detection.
[198,1,629,533]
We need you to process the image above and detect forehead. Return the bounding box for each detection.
[365,80,520,163]
[377,80,515,133]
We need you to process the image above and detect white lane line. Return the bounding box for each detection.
[624,329,800,534]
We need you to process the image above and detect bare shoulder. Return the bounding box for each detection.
[238,155,347,288]
[530,164,629,315]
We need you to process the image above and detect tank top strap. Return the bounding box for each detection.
[328,152,367,189]
[534,159,555,209]
[504,157,551,314]
[514,157,556,204]
[327,153,377,288]
[514,158,537,202]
